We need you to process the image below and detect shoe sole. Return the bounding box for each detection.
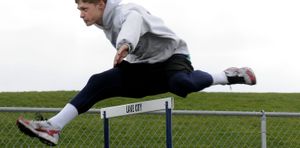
[243,67,256,85]
[16,119,57,146]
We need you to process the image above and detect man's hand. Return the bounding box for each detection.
[114,44,129,67]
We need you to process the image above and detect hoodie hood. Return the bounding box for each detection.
[101,0,122,29]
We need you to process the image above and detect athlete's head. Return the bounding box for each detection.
[75,0,107,4]
[75,0,107,26]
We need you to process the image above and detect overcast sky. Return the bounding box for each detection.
[1,0,300,93]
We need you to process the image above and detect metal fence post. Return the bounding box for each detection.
[261,110,267,148]
[103,111,110,148]
[166,101,173,148]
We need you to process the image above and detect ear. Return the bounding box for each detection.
[97,0,106,9]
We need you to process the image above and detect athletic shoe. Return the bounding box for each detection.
[224,67,256,85]
[16,116,60,146]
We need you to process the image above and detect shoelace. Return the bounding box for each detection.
[35,112,48,120]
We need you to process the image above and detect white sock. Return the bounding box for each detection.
[48,103,78,129]
[211,71,228,85]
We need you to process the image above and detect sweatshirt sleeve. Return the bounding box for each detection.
[116,11,148,53]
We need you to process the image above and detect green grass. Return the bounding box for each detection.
[1,91,300,112]
[1,91,300,147]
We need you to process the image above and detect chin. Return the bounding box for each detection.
[85,23,94,26]
[84,21,94,26]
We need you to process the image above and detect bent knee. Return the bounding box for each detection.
[168,73,196,97]
[168,71,213,97]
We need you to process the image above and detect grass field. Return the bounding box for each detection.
[1,91,300,147]
[1,91,300,112]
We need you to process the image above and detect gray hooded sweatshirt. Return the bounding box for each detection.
[95,0,190,64]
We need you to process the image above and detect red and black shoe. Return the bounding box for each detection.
[224,67,256,85]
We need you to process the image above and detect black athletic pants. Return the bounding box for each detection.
[70,54,213,114]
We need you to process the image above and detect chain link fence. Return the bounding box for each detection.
[1,107,300,147]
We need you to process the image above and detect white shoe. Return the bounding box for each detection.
[224,67,256,85]
[17,116,61,146]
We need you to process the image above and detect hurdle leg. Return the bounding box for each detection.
[166,101,173,148]
[103,111,110,148]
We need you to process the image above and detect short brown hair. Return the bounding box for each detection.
[75,0,107,4]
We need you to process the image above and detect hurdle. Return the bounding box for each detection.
[100,97,174,148]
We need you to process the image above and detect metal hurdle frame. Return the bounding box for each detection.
[100,98,174,148]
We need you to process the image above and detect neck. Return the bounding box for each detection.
[96,18,103,26]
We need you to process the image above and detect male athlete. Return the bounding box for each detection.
[17,0,256,146]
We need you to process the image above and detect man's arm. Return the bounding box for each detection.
[116,11,146,54]
[113,10,147,67]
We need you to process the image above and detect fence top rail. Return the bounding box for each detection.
[1,107,300,117]
[0,107,101,114]
[166,110,300,117]
[172,110,263,116]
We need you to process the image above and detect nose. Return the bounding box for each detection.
[80,11,85,18]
